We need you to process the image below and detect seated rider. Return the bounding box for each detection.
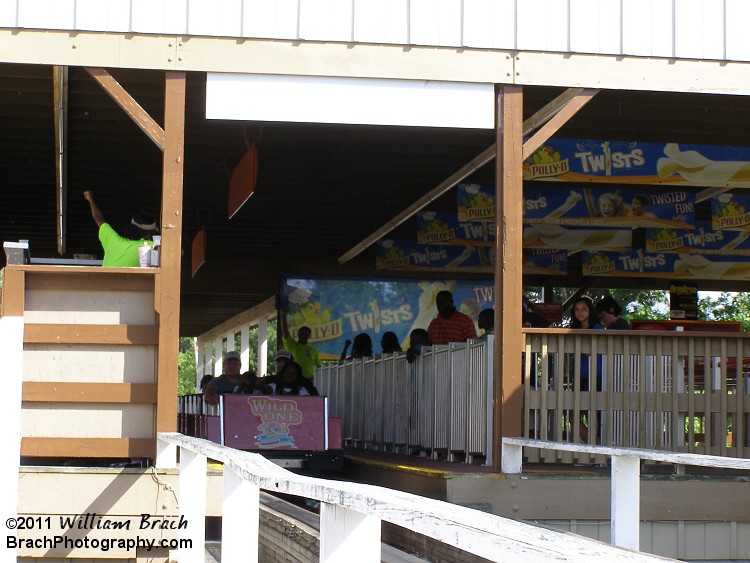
[258,361,319,396]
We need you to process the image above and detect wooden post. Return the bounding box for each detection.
[155,72,186,437]
[493,85,524,472]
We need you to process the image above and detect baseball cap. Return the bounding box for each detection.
[275,349,292,361]
[223,350,241,362]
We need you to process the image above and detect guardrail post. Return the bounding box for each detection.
[179,448,207,563]
[611,454,640,550]
[501,440,523,474]
[319,503,381,563]
[223,467,260,562]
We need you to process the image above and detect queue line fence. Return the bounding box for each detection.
[314,337,494,464]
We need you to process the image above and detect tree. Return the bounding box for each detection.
[178,337,197,396]
[698,292,750,332]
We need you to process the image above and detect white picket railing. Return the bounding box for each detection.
[315,337,494,464]
[502,437,750,552]
[156,432,674,563]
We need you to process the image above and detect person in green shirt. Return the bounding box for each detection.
[279,308,321,380]
[84,190,158,267]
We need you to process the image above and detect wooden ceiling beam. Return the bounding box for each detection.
[84,67,166,150]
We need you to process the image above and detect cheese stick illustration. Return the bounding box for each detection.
[446,246,476,268]
[675,254,750,277]
[723,231,750,251]
[524,225,630,249]
[657,143,750,183]
[543,190,582,219]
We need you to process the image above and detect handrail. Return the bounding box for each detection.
[502,437,750,552]
[157,432,673,563]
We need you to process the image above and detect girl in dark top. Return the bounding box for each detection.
[261,361,318,396]
[569,296,604,443]
[380,331,402,354]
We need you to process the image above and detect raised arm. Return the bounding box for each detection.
[279,308,291,340]
[83,191,105,228]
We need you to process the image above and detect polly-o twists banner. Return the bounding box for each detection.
[376,240,494,273]
[416,211,495,246]
[582,250,643,277]
[525,139,750,186]
[712,193,750,231]
[523,185,695,229]
[523,248,568,275]
[279,275,494,360]
[646,222,750,255]
[457,183,495,222]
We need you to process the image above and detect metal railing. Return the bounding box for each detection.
[314,337,494,464]
[155,432,672,563]
[523,329,750,463]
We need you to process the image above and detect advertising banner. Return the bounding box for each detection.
[582,250,643,277]
[416,211,495,246]
[375,240,494,273]
[646,223,750,255]
[711,192,750,231]
[670,283,698,320]
[523,248,568,275]
[279,275,493,359]
[457,183,495,221]
[523,224,631,251]
[524,139,750,187]
[523,185,695,228]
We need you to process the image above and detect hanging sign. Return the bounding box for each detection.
[457,184,495,221]
[711,193,750,231]
[523,248,568,275]
[375,240,494,273]
[523,185,695,229]
[582,250,643,277]
[525,139,750,187]
[416,211,494,246]
[523,224,631,251]
[279,275,493,359]
[646,223,750,255]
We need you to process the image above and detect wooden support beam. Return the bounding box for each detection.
[522,88,599,159]
[85,67,166,150]
[155,72,187,436]
[493,85,524,473]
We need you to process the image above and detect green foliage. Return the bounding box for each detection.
[699,292,750,332]
[178,337,197,396]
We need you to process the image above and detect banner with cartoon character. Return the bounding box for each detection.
[279,275,494,359]
[582,250,643,277]
[711,193,750,231]
[523,224,631,251]
[525,139,750,187]
[457,183,495,221]
[375,240,494,273]
[523,185,695,229]
[523,248,568,275]
[416,211,495,246]
[646,222,750,255]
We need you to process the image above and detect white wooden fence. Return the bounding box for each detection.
[156,432,674,562]
[523,329,750,463]
[502,437,750,552]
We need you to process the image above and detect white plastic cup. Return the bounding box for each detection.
[138,245,150,268]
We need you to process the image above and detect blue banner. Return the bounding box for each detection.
[416,211,495,246]
[646,222,750,255]
[523,248,568,275]
[376,240,494,273]
[582,250,642,277]
[711,193,750,231]
[523,224,631,251]
[457,183,495,222]
[525,139,750,186]
[523,185,695,228]
[279,275,493,360]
